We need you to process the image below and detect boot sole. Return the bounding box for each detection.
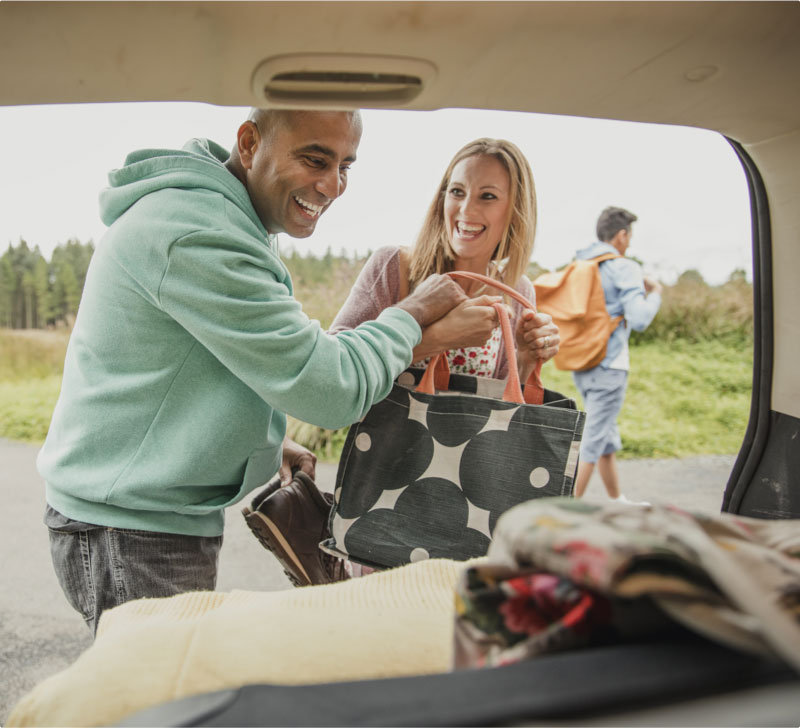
[242,507,312,587]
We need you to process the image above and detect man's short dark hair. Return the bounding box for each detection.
[596,206,638,242]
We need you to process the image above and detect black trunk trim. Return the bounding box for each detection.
[722,138,777,516]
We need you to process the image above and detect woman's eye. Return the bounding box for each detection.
[449,187,465,197]
[482,192,498,200]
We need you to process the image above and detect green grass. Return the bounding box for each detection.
[0,376,62,444]
[538,338,752,459]
[0,331,753,460]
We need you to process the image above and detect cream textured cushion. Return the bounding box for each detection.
[8,558,469,727]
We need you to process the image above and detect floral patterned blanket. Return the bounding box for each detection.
[454,497,800,672]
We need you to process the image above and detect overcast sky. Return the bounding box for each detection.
[1,102,752,285]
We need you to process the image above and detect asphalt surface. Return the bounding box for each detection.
[0,437,736,723]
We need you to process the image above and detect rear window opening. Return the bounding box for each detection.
[1,103,754,500]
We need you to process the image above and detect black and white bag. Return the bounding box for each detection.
[322,272,586,569]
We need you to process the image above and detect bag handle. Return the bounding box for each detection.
[416,271,545,405]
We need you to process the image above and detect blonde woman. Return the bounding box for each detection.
[332,137,560,379]
[244,138,560,586]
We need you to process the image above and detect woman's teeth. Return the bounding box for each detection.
[458,223,484,235]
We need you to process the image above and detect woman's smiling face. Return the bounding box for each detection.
[444,153,512,273]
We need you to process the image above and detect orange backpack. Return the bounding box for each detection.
[533,253,623,372]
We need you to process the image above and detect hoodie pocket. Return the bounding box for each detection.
[174,445,281,515]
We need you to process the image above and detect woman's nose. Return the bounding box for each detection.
[460,192,479,215]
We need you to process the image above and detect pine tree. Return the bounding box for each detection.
[34,255,53,328]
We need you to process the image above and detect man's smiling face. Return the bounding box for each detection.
[244,110,362,238]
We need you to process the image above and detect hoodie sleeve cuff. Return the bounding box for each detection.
[377,306,423,348]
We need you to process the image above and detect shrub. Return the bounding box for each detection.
[631,275,753,345]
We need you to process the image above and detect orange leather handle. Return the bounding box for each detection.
[415,271,545,405]
[446,270,537,312]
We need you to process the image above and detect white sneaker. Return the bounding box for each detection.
[614,494,651,507]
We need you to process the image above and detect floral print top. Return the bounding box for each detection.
[329,246,537,380]
[415,325,502,377]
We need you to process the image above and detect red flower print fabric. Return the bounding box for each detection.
[453,497,800,672]
[446,326,501,377]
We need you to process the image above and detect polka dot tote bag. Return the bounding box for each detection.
[321,273,586,569]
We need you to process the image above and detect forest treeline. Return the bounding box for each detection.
[0,239,93,329]
[1,239,753,345]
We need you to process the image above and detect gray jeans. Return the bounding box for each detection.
[46,505,222,633]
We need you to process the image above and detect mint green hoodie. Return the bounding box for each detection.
[38,139,420,537]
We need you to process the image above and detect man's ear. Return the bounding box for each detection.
[610,229,627,248]
[236,121,260,171]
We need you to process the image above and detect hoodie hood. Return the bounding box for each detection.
[575,241,619,261]
[99,138,268,240]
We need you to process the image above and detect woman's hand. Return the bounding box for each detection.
[516,309,560,380]
[412,295,502,362]
[279,437,316,485]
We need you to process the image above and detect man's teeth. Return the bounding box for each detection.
[294,196,323,216]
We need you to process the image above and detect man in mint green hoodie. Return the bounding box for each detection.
[38,109,483,631]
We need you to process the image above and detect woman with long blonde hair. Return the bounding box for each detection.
[332,137,559,382]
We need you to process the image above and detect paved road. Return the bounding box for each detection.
[0,438,735,722]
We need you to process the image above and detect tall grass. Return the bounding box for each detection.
[288,253,366,329]
[0,329,68,443]
[0,328,70,379]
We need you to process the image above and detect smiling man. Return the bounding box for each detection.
[225,109,360,238]
[38,108,471,632]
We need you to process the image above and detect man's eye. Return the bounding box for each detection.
[339,165,351,175]
[303,156,325,168]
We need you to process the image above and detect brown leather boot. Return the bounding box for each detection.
[242,471,348,587]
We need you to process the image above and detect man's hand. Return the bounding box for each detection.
[643,276,663,296]
[394,274,469,328]
[411,295,503,361]
[279,437,316,485]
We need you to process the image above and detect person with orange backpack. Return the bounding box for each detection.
[568,206,662,504]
